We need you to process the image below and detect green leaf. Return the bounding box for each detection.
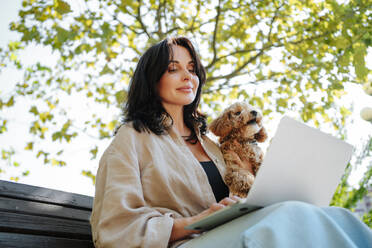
[6,96,15,107]
[107,120,118,131]
[10,177,19,182]
[276,98,288,108]
[0,120,7,134]
[90,146,98,160]
[115,90,127,104]
[25,142,34,151]
[81,170,96,185]
[100,64,114,75]
[29,106,39,115]
[334,37,349,49]
[52,132,62,142]
[8,41,22,51]
[56,26,70,44]
[10,53,18,62]
[353,43,368,80]
[55,0,71,15]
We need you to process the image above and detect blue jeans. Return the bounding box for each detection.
[180,201,372,248]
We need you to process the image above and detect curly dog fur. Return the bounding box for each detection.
[210,102,268,197]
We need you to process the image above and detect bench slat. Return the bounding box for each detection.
[0,232,94,248]
[0,180,93,209]
[0,196,91,221]
[0,211,91,239]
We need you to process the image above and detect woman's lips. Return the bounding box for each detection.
[177,86,193,92]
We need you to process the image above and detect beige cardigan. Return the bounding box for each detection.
[90,122,227,248]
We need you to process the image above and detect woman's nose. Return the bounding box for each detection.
[182,69,191,81]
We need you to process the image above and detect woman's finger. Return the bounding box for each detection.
[209,202,225,211]
[219,197,237,206]
[230,195,242,202]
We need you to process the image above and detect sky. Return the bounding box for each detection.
[0,0,104,196]
[0,1,371,197]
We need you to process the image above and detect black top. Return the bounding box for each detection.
[200,161,229,202]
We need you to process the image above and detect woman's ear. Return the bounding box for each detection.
[209,113,233,138]
[255,127,268,142]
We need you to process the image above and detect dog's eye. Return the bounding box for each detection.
[235,111,241,115]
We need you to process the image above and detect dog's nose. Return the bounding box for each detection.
[250,110,257,117]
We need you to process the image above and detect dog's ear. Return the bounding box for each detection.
[255,126,268,142]
[209,113,233,138]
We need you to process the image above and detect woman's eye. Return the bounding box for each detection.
[189,64,196,73]
[168,67,176,72]
[235,111,241,115]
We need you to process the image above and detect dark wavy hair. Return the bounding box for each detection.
[121,37,207,140]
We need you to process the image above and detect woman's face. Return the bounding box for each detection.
[157,45,199,109]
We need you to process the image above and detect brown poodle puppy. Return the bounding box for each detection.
[210,102,268,197]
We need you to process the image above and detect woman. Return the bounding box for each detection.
[90,37,372,248]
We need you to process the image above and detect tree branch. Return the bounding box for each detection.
[203,77,278,94]
[156,0,164,39]
[267,3,284,43]
[206,28,337,84]
[207,0,222,70]
[205,48,259,70]
[274,31,331,47]
[185,19,214,33]
[100,5,141,35]
[205,3,282,71]
[188,0,202,33]
[137,0,151,39]
[206,49,264,83]
[163,0,169,34]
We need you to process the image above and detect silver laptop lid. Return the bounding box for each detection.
[245,116,353,207]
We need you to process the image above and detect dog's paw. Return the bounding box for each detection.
[225,170,254,197]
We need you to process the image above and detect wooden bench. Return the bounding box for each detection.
[0,180,94,248]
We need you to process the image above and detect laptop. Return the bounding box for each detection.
[185,116,353,231]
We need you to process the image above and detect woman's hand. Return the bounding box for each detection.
[191,195,241,222]
[169,196,241,242]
